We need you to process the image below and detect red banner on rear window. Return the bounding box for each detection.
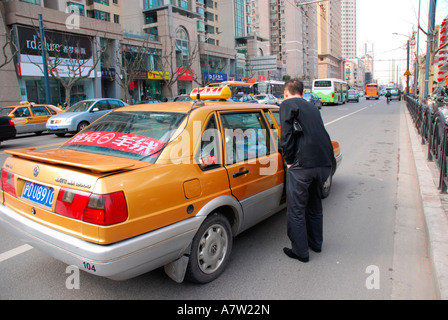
[65,131,163,157]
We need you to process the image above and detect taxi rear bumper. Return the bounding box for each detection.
[0,203,204,280]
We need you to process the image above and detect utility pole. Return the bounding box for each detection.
[406,39,410,95]
[38,14,51,104]
[424,0,437,99]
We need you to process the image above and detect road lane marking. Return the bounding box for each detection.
[325,107,369,126]
[0,244,33,263]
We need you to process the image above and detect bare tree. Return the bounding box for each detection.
[0,28,18,69]
[108,37,154,104]
[27,25,107,106]
[154,37,200,98]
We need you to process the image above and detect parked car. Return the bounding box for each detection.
[0,116,16,144]
[46,98,128,137]
[254,94,278,105]
[347,91,360,103]
[231,94,258,103]
[0,102,62,135]
[0,86,342,284]
[137,99,162,104]
[303,93,323,109]
[168,95,194,102]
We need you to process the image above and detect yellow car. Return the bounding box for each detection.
[0,102,62,135]
[0,87,341,283]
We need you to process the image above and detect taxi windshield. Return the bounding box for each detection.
[61,111,186,163]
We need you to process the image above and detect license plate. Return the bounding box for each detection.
[49,126,58,130]
[21,181,55,209]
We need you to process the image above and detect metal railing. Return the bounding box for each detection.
[405,95,448,193]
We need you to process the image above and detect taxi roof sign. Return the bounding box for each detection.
[190,86,232,100]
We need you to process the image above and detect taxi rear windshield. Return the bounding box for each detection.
[61,111,186,163]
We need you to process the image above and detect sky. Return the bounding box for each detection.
[356,0,448,85]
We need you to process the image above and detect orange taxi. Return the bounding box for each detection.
[0,87,341,283]
[0,102,62,135]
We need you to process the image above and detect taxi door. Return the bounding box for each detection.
[218,110,284,233]
[30,105,52,132]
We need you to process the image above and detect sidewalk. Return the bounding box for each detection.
[404,104,448,300]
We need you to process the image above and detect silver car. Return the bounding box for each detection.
[254,94,278,105]
[46,98,128,137]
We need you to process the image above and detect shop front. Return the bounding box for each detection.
[128,70,168,103]
[14,25,96,106]
[177,68,193,95]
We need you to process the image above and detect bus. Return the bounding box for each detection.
[365,83,380,100]
[208,81,253,96]
[312,79,349,105]
[252,80,285,98]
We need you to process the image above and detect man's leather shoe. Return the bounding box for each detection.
[309,246,321,253]
[283,247,309,262]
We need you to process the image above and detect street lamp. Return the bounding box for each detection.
[392,32,411,95]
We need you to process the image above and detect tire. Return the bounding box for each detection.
[185,212,233,284]
[77,121,89,132]
[322,174,332,199]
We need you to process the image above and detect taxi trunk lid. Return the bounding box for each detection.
[1,148,148,243]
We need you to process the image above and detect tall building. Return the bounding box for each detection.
[244,0,318,86]
[361,40,374,84]
[0,0,323,106]
[0,0,123,106]
[317,0,343,79]
[341,0,356,59]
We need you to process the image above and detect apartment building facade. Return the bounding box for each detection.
[0,0,331,106]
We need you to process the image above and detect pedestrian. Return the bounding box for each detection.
[279,79,334,263]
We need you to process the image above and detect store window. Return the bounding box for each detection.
[175,27,189,68]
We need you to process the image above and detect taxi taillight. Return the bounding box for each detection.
[55,188,128,226]
[1,170,17,197]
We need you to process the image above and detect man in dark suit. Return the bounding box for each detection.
[280,79,334,262]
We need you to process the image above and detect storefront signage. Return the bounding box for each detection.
[17,26,93,60]
[148,71,170,80]
[15,25,94,78]
[177,68,193,81]
[203,72,227,82]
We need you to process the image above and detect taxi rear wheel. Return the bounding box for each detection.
[186,212,232,284]
[322,174,332,199]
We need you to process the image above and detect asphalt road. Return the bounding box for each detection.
[0,98,437,300]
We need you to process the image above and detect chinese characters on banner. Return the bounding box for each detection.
[65,131,163,157]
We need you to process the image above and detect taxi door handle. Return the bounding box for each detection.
[233,169,249,178]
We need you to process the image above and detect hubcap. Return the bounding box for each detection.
[197,224,228,274]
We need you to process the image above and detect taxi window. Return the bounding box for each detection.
[14,107,30,117]
[31,106,50,116]
[198,115,221,170]
[0,108,14,116]
[46,106,58,115]
[62,111,187,163]
[220,111,270,164]
[271,110,280,127]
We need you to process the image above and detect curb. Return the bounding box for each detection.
[404,105,448,300]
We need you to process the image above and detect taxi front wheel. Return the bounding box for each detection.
[186,212,233,284]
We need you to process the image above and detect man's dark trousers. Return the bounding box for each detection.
[286,164,332,258]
